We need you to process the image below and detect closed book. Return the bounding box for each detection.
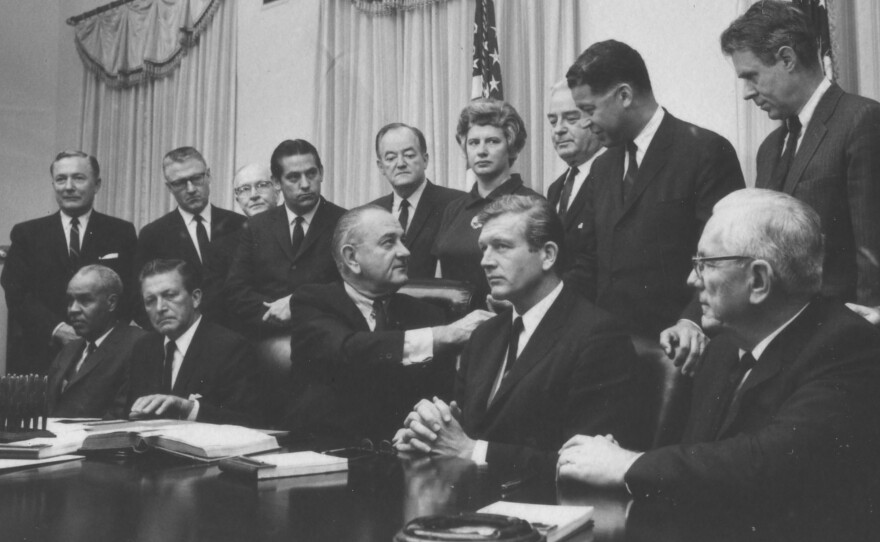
[219,451,348,480]
[478,501,594,542]
[80,420,278,460]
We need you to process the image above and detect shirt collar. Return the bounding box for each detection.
[164,314,202,356]
[343,281,384,324]
[633,106,664,156]
[393,179,427,213]
[285,197,321,226]
[178,204,212,227]
[513,280,564,336]
[60,208,92,228]
[797,77,832,131]
[90,325,115,348]
[746,302,810,361]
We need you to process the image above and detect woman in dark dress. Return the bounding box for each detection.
[432,98,541,307]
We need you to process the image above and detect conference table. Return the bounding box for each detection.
[0,444,850,542]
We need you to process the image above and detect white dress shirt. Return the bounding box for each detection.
[164,315,203,420]
[177,205,212,262]
[284,198,320,239]
[625,106,665,173]
[60,208,92,252]
[792,77,832,153]
[557,147,607,214]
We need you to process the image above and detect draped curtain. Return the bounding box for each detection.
[77,0,236,228]
[313,0,588,209]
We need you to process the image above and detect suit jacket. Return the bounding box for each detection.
[547,167,592,260]
[225,198,346,337]
[756,83,880,305]
[626,297,880,532]
[134,205,245,325]
[126,320,263,427]
[46,324,147,419]
[455,284,650,474]
[1,211,137,373]
[570,111,744,336]
[371,181,465,279]
[282,282,452,443]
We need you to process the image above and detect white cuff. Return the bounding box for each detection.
[470,439,489,465]
[402,328,434,365]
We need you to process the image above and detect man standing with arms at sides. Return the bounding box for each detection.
[226,140,346,338]
[721,0,880,326]
[565,40,744,372]
[558,189,880,539]
[46,265,146,418]
[371,123,465,279]
[395,195,648,474]
[134,147,245,325]
[128,259,262,426]
[545,80,605,264]
[2,150,137,374]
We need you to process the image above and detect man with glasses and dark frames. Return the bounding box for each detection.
[226,139,346,338]
[558,189,880,539]
[134,146,245,326]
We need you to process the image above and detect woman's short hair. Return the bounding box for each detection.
[455,98,527,166]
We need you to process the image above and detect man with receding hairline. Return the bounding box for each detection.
[371,123,464,279]
[2,150,137,374]
[134,146,245,325]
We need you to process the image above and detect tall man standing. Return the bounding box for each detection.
[721,0,880,324]
[565,40,744,370]
[545,80,605,255]
[2,150,137,373]
[371,123,465,279]
[226,140,346,338]
[134,147,245,324]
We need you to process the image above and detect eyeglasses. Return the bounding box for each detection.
[234,180,275,197]
[166,172,208,191]
[691,255,754,280]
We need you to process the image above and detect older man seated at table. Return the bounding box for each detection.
[558,189,880,539]
[395,195,649,474]
[282,205,493,444]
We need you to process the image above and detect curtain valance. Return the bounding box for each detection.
[352,0,450,16]
[69,0,222,89]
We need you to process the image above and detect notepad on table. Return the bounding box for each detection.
[219,451,348,480]
[478,501,594,542]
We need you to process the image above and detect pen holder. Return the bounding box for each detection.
[0,374,53,442]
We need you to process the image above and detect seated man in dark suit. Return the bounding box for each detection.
[559,189,880,538]
[282,205,493,443]
[127,259,262,427]
[134,147,245,325]
[46,265,146,418]
[395,195,649,474]
[371,123,465,278]
[226,140,346,338]
[2,150,137,374]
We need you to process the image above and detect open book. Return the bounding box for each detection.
[0,419,91,459]
[478,501,594,542]
[219,451,348,480]
[79,420,279,461]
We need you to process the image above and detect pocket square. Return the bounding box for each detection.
[99,253,119,260]
[577,223,584,230]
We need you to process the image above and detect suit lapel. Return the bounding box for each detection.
[485,292,571,417]
[564,179,590,230]
[756,128,786,189]
[47,339,84,408]
[618,113,674,220]
[546,172,565,208]
[79,212,101,260]
[783,84,843,194]
[374,194,393,212]
[465,315,510,426]
[50,212,74,270]
[271,206,297,262]
[172,322,205,396]
[172,211,201,267]
[295,198,329,262]
[405,183,435,245]
[66,325,122,389]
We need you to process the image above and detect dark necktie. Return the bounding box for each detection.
[398,199,411,231]
[62,341,96,392]
[372,299,388,331]
[715,351,757,437]
[622,141,638,202]
[558,166,580,218]
[163,340,177,393]
[290,216,305,257]
[193,214,210,263]
[69,217,81,265]
[504,317,524,376]
[770,116,802,191]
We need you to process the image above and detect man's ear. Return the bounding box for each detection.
[776,46,798,72]
[540,241,559,272]
[341,244,360,275]
[106,292,119,313]
[191,287,203,309]
[617,84,634,108]
[748,260,773,304]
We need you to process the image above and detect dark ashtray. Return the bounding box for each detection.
[0,429,56,443]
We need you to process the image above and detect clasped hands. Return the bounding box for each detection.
[556,434,643,487]
[393,397,476,459]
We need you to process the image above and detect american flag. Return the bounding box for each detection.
[471,0,503,100]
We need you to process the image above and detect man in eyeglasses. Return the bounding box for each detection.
[226,139,346,337]
[232,162,279,218]
[134,147,246,326]
[558,189,880,538]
